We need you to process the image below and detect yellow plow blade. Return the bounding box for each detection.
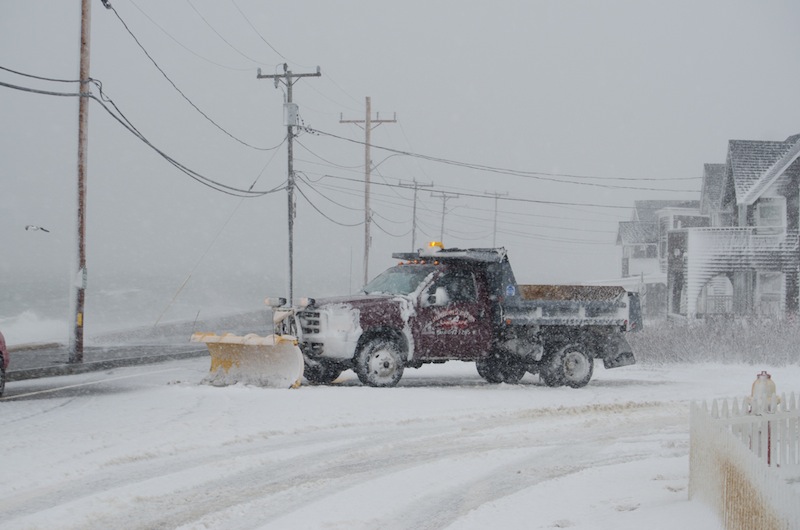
[191,332,304,388]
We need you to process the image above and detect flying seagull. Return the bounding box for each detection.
[25,225,50,233]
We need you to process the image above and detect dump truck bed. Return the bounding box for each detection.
[518,284,627,302]
[503,284,631,327]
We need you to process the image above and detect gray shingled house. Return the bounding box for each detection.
[616,200,706,318]
[667,134,800,318]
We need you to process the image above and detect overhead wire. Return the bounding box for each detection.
[0,75,285,197]
[312,173,634,210]
[294,138,364,169]
[127,0,252,72]
[291,169,628,235]
[153,131,284,326]
[227,0,363,113]
[294,181,363,227]
[107,3,282,151]
[371,217,411,238]
[295,173,363,212]
[184,0,263,65]
[0,65,80,83]
[304,127,701,190]
[229,0,287,61]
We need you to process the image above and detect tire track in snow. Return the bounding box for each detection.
[11,400,687,529]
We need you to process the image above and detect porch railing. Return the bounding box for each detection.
[684,228,799,316]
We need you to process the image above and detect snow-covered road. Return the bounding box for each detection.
[4,359,784,529]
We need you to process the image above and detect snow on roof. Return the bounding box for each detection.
[736,134,800,205]
[616,221,658,245]
[633,200,699,223]
[727,134,800,205]
[699,163,726,215]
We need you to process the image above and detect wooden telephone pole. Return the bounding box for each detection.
[431,192,459,243]
[69,0,92,363]
[484,191,508,247]
[398,179,433,251]
[340,97,396,286]
[257,64,321,305]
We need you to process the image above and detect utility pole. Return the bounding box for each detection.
[257,64,321,305]
[431,192,459,243]
[398,179,433,251]
[484,191,508,247]
[69,0,92,363]
[340,97,396,286]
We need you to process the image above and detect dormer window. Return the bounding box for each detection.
[755,197,785,235]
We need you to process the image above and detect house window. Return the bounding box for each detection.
[755,198,785,235]
[757,272,784,316]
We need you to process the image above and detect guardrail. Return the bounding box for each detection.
[690,394,800,529]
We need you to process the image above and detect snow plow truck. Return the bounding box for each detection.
[193,244,641,388]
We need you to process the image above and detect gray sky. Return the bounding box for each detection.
[3,1,800,326]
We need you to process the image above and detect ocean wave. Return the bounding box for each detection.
[0,310,69,346]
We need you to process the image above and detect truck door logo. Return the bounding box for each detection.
[421,308,477,336]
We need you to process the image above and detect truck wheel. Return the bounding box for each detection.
[0,368,4,397]
[303,361,343,385]
[543,343,593,388]
[355,338,405,387]
[476,355,525,384]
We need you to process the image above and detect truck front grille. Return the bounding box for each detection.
[298,310,321,335]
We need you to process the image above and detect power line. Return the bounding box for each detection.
[106,4,281,151]
[0,77,285,197]
[290,170,628,229]
[304,127,701,189]
[371,216,412,238]
[229,0,288,61]
[127,0,252,72]
[294,139,363,169]
[184,0,262,65]
[295,173,362,212]
[295,175,622,240]
[295,182,363,227]
[0,65,80,83]
[314,173,633,210]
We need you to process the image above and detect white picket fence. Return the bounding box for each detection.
[690,393,800,529]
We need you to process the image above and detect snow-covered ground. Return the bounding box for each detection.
[4,359,795,529]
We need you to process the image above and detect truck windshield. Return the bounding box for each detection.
[362,265,435,295]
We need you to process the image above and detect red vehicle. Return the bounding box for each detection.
[0,331,8,397]
[275,245,640,388]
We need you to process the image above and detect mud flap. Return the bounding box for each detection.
[602,333,636,369]
[191,332,304,388]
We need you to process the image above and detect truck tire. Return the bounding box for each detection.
[355,338,405,387]
[0,368,4,397]
[303,361,343,385]
[542,343,593,388]
[476,355,526,384]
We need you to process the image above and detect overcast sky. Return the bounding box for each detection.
[3,1,800,325]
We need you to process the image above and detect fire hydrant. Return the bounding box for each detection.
[749,370,778,414]
[747,371,779,466]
